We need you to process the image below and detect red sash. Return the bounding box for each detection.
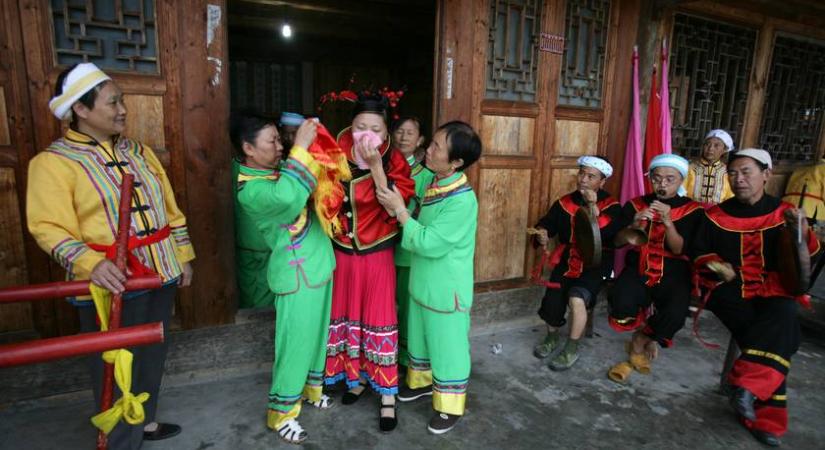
[88,225,170,276]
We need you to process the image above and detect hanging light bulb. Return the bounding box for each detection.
[281,23,292,39]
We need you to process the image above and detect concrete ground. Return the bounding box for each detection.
[2,306,824,450]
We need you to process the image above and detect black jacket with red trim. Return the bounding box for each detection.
[693,194,821,300]
[620,194,704,286]
[535,189,622,281]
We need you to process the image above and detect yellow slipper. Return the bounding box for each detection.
[628,352,651,374]
[608,361,634,384]
[624,341,652,374]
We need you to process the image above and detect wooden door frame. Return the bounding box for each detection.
[13,0,235,334]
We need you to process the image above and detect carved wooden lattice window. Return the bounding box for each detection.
[485,0,542,102]
[669,14,756,158]
[557,0,610,108]
[51,0,159,74]
[758,35,825,163]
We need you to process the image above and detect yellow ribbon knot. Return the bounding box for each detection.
[88,284,151,434]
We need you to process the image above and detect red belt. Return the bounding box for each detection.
[88,226,170,276]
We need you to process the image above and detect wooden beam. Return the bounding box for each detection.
[176,0,237,328]
[603,0,643,197]
[227,14,431,39]
[740,21,775,148]
[234,0,433,18]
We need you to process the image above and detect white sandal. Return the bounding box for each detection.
[305,394,334,409]
[277,419,307,444]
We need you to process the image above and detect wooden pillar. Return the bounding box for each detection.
[740,22,775,148]
[176,0,237,328]
[433,0,478,135]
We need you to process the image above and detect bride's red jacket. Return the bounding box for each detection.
[332,127,415,254]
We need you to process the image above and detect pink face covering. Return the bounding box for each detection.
[352,130,383,169]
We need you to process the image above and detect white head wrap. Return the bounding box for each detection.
[648,154,689,196]
[705,129,734,151]
[648,153,689,178]
[48,63,111,120]
[732,148,772,170]
[577,155,613,178]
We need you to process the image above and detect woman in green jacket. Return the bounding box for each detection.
[377,121,482,435]
[231,113,334,444]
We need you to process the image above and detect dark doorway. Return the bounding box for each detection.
[227,0,436,134]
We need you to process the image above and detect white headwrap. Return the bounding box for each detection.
[705,129,734,151]
[732,148,773,169]
[648,154,689,196]
[48,63,111,120]
[577,155,613,178]
[648,153,689,178]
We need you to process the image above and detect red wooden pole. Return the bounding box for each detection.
[98,174,135,450]
[0,322,164,368]
[0,275,161,304]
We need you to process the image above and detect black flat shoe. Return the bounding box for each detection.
[750,429,781,447]
[427,412,461,435]
[379,397,398,432]
[342,382,368,405]
[730,387,757,422]
[143,423,182,441]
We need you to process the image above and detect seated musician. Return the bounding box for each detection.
[607,154,703,383]
[531,156,621,371]
[693,149,820,447]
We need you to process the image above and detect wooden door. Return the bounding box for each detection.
[0,0,38,335]
[434,0,638,290]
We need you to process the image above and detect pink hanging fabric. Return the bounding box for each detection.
[615,46,644,275]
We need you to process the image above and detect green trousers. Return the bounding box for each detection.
[236,248,272,309]
[266,280,332,429]
[406,299,471,416]
[396,265,411,367]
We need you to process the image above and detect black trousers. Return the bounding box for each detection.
[707,290,798,435]
[538,268,605,328]
[608,267,691,346]
[77,284,177,450]
[707,289,800,363]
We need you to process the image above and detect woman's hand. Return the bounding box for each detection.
[178,262,193,287]
[90,259,126,294]
[292,119,318,150]
[355,137,383,169]
[376,185,406,213]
